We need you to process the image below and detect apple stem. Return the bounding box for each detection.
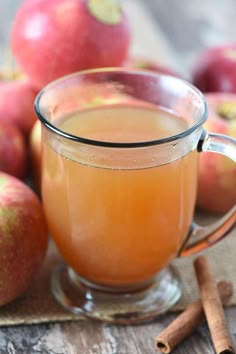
[88,0,122,25]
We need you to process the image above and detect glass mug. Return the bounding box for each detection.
[35,69,236,324]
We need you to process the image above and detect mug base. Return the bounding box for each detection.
[51,263,182,324]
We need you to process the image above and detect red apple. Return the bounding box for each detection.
[0,79,38,137]
[124,57,180,77]
[193,44,236,93]
[0,172,48,306]
[0,120,27,179]
[29,120,42,193]
[197,93,236,214]
[11,0,130,89]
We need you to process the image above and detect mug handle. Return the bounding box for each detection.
[178,130,236,257]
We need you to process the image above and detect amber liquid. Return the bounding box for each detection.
[42,105,198,286]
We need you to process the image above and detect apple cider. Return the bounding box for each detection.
[42,104,199,286]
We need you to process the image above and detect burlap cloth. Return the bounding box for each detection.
[0,212,235,326]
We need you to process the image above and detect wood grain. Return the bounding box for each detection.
[0,309,235,354]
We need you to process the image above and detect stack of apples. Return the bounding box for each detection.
[0,0,132,307]
[0,0,179,308]
[2,0,235,308]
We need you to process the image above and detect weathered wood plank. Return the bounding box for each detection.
[146,0,236,74]
[0,302,235,352]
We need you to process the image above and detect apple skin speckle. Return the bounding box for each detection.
[0,172,48,306]
[196,93,236,214]
[0,80,38,137]
[0,121,26,179]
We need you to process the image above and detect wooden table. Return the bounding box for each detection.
[1,0,236,352]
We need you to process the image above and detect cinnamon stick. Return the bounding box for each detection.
[156,280,233,353]
[194,256,235,354]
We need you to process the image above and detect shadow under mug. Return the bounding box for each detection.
[35,68,236,324]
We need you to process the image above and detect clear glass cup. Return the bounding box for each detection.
[35,68,236,324]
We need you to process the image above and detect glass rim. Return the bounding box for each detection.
[34,68,208,148]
